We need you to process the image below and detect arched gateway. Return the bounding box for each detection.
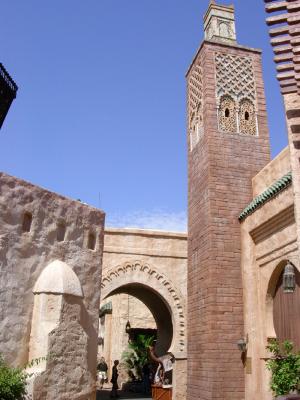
[101,227,187,400]
[101,261,186,358]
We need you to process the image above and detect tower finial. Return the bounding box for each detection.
[204,1,236,44]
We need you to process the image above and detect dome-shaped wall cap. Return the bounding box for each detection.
[33,260,83,298]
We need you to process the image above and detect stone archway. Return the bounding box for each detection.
[100,260,187,400]
[101,260,186,358]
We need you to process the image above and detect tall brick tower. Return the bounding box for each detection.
[187,2,270,400]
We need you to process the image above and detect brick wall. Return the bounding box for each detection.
[187,41,270,400]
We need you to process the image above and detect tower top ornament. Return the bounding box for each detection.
[204,1,236,44]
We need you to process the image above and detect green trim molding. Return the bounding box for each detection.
[239,172,292,221]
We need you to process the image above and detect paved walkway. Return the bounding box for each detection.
[96,389,151,400]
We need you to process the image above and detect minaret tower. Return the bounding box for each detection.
[187,2,270,400]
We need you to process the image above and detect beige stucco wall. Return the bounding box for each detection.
[241,149,299,400]
[103,228,187,294]
[252,146,291,197]
[101,227,187,399]
[0,172,105,400]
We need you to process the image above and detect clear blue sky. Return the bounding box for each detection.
[0,0,287,231]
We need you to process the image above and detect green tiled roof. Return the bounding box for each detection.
[239,171,292,221]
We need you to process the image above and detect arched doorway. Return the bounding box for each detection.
[105,283,173,356]
[273,262,300,349]
[101,261,186,357]
[100,261,187,399]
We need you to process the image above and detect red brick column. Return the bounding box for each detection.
[187,41,270,400]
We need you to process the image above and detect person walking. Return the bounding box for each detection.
[142,363,151,394]
[97,357,108,390]
[110,360,119,398]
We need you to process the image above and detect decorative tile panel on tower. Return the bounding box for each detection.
[187,2,271,400]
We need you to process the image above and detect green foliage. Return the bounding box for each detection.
[0,355,26,400]
[266,339,300,396]
[122,334,155,380]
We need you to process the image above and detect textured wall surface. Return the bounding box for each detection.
[187,39,270,400]
[252,147,291,197]
[33,295,97,400]
[0,172,105,399]
[241,149,297,400]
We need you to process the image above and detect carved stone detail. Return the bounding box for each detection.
[188,64,203,150]
[218,95,237,134]
[217,19,235,41]
[204,1,237,43]
[239,98,257,136]
[215,53,258,136]
[215,53,256,102]
[101,261,186,355]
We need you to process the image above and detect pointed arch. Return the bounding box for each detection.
[238,98,257,135]
[218,94,237,133]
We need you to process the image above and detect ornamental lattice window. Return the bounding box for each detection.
[239,99,257,135]
[215,52,258,136]
[215,53,256,101]
[218,95,237,134]
[188,64,203,150]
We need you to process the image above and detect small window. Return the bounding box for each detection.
[22,212,32,233]
[238,99,256,135]
[225,108,230,118]
[57,222,66,242]
[87,232,96,250]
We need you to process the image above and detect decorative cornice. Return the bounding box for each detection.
[239,172,292,221]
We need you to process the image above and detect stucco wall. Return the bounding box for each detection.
[241,150,298,400]
[103,228,187,299]
[252,146,291,197]
[0,172,105,399]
